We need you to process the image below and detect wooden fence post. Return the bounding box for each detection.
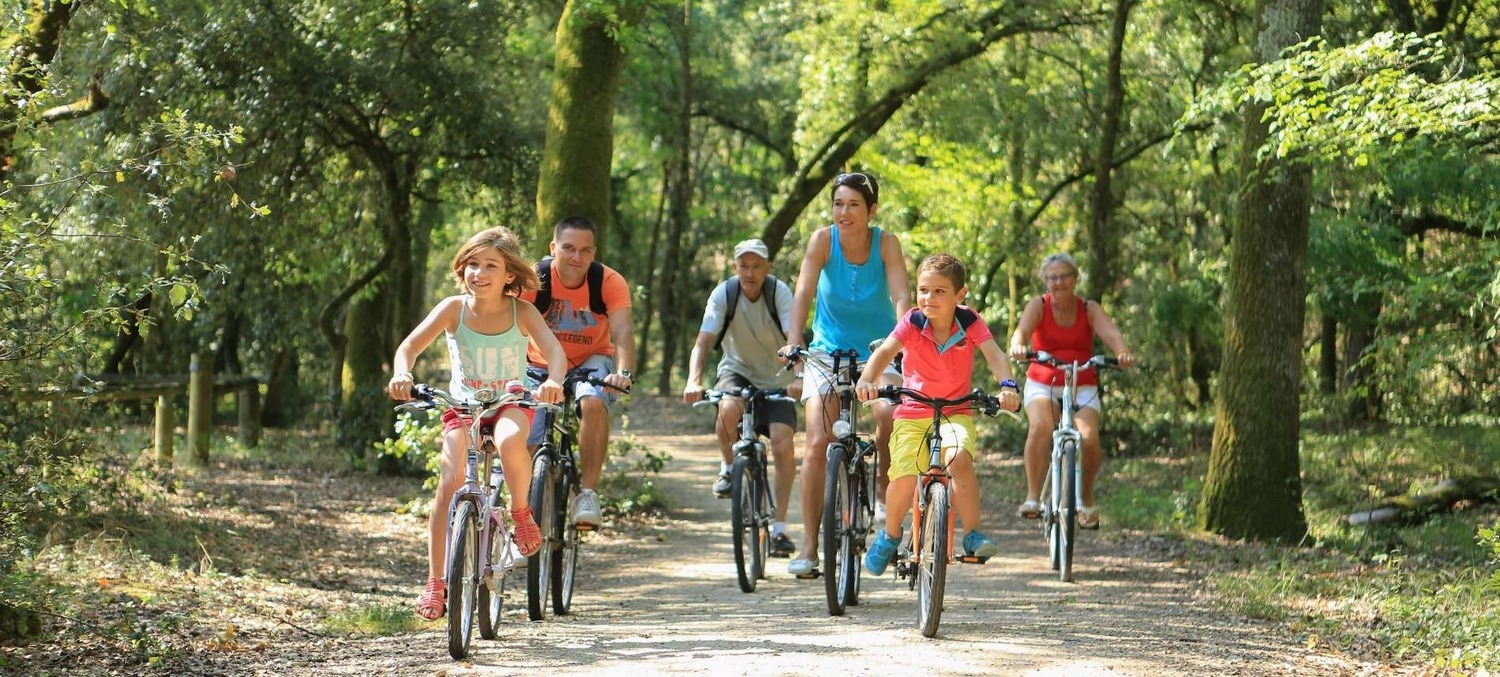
[154,394,174,463]
[188,353,212,464]
[237,383,261,448]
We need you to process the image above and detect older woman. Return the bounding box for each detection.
[1007,253,1133,529]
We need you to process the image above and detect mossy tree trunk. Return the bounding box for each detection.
[534,0,630,255]
[1199,0,1323,542]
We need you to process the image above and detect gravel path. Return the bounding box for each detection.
[175,426,1382,676]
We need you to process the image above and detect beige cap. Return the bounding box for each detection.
[733,238,771,261]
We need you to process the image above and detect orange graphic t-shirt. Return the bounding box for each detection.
[520,261,632,368]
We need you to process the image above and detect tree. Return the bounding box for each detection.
[534,0,636,253]
[1199,0,1325,541]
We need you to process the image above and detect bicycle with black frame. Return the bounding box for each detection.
[523,365,629,620]
[692,385,798,592]
[396,382,556,658]
[782,346,880,616]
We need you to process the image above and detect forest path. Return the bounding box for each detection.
[200,413,1378,676]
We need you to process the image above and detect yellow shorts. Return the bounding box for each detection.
[888,415,976,480]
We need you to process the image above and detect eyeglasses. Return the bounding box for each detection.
[834,172,878,201]
[1044,272,1077,283]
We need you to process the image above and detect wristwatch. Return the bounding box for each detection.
[618,369,635,380]
[999,379,1019,391]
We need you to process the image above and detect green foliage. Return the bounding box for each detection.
[372,410,444,487]
[599,434,672,515]
[323,602,424,636]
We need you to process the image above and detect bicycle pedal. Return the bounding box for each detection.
[958,555,989,565]
[575,523,598,532]
[795,569,821,579]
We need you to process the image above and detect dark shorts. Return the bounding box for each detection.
[713,372,797,437]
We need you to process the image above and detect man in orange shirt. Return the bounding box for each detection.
[522,217,636,527]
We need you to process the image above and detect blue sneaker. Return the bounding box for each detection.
[864,530,900,576]
[963,530,999,558]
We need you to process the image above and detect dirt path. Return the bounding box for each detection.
[183,424,1381,676]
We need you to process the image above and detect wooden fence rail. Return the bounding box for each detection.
[2,353,265,463]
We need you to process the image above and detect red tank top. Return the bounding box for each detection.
[1026,294,1097,387]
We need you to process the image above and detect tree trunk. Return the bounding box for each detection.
[1319,314,1338,395]
[654,11,692,395]
[1086,0,1135,302]
[1341,295,1382,423]
[534,0,631,254]
[1199,0,1323,542]
[260,346,295,428]
[340,279,391,467]
[634,162,671,380]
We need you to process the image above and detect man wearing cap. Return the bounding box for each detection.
[684,238,801,558]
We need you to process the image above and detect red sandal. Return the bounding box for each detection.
[415,576,446,620]
[511,506,542,558]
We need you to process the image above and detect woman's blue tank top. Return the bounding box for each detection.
[810,226,896,357]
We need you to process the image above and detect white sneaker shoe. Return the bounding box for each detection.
[572,489,603,526]
[874,500,887,524]
[787,557,816,576]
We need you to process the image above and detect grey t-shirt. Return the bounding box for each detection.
[698,277,795,389]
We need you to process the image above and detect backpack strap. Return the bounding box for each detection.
[712,278,741,353]
[534,256,609,316]
[713,276,787,353]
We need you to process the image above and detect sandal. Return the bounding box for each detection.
[1078,505,1101,530]
[415,577,446,620]
[511,506,542,557]
[1016,499,1043,520]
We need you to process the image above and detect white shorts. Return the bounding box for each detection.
[800,350,899,402]
[1023,379,1102,414]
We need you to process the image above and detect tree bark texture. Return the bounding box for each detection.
[654,13,692,395]
[535,0,629,255]
[1200,0,1323,542]
[1086,0,1134,302]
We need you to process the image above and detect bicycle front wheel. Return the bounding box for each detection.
[730,455,763,592]
[552,467,580,614]
[526,452,556,621]
[1059,441,1078,583]
[822,443,857,616]
[916,482,950,638]
[446,500,480,658]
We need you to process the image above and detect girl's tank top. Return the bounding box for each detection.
[811,226,896,357]
[446,297,529,400]
[1027,293,1097,387]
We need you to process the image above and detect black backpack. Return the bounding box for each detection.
[534,256,608,316]
[713,276,786,352]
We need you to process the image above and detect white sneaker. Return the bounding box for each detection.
[572,489,603,526]
[712,473,731,498]
[874,500,887,524]
[787,557,816,576]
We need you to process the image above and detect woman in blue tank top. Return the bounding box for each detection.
[779,171,911,576]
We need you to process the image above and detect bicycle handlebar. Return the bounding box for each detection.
[1024,351,1119,371]
[874,385,1007,417]
[692,387,797,409]
[397,382,561,416]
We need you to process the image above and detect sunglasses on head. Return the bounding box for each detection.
[834,172,878,201]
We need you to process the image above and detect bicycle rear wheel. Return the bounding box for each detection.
[478,493,508,639]
[446,500,480,658]
[1059,441,1077,583]
[916,482,950,638]
[526,452,556,621]
[822,443,858,616]
[552,467,580,614]
[730,455,763,592]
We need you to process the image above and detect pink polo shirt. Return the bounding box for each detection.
[889,307,994,420]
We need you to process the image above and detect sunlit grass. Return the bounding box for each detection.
[323,603,425,635]
[1091,420,1500,671]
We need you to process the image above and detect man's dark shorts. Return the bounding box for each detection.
[713,372,796,437]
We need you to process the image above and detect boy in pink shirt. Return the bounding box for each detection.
[855,253,1021,575]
